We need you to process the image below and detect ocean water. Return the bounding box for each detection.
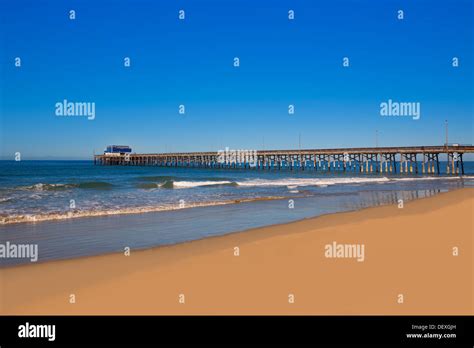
[0,160,473,266]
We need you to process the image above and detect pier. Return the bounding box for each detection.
[94,145,474,175]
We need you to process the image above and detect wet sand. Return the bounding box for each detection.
[1,188,472,315]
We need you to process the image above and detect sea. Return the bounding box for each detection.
[1,160,473,266]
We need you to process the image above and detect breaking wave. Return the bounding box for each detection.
[136,180,238,189]
[18,182,114,191]
[134,176,468,190]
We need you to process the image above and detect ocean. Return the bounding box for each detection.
[1,160,473,266]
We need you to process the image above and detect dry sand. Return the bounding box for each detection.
[1,188,472,315]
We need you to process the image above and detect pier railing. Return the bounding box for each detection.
[94,145,474,175]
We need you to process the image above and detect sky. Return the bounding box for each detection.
[0,0,472,159]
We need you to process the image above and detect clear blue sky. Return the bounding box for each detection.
[0,0,472,159]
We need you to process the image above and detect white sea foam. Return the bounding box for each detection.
[237,177,388,187]
[21,183,70,191]
[0,196,285,225]
[235,176,467,188]
[141,176,471,190]
[172,180,234,188]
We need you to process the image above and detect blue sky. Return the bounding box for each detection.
[0,0,472,159]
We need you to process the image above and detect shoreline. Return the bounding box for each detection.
[0,189,446,267]
[0,189,436,269]
[0,195,289,226]
[1,188,472,315]
[1,174,471,226]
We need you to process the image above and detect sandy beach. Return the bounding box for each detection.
[1,188,472,315]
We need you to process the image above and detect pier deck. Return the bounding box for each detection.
[94,145,474,175]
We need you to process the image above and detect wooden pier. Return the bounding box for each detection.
[94,145,474,175]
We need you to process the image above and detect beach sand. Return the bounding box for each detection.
[1,188,472,315]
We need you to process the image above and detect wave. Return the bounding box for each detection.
[136,176,469,190]
[136,175,234,182]
[13,176,470,193]
[235,176,466,188]
[136,182,163,189]
[136,180,238,189]
[133,176,468,190]
[173,180,237,188]
[0,197,13,204]
[75,182,114,189]
[135,175,177,182]
[20,183,72,191]
[18,181,114,191]
[0,196,286,225]
[236,178,388,187]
